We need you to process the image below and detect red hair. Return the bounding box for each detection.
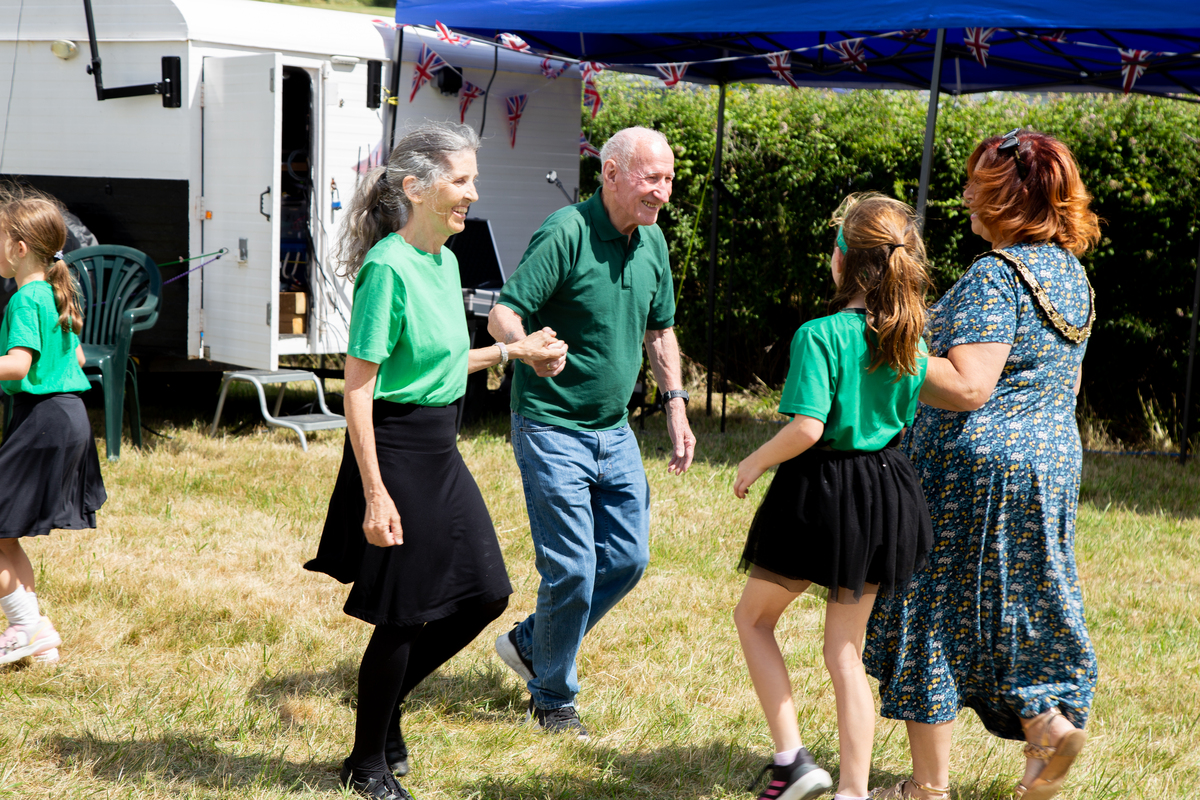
[966,129,1101,256]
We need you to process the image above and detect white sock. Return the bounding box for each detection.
[0,587,40,628]
[774,746,802,766]
[25,591,41,618]
[834,795,868,800]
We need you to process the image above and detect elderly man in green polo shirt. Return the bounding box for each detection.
[488,126,696,737]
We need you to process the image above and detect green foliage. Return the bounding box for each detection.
[583,79,1200,435]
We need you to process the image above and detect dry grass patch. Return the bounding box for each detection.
[0,401,1198,798]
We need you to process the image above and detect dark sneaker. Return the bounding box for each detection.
[384,730,408,777]
[747,749,833,800]
[528,698,589,739]
[340,758,414,799]
[495,625,536,683]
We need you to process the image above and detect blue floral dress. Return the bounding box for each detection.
[863,241,1098,741]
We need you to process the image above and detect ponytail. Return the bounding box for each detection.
[0,183,81,334]
[47,257,84,335]
[829,193,930,378]
[333,166,405,280]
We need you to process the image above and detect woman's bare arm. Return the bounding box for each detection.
[919,342,1012,412]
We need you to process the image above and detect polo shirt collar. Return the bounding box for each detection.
[585,189,635,243]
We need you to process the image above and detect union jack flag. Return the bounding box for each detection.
[506,94,528,148]
[435,21,470,47]
[1039,30,1069,43]
[1120,49,1152,94]
[831,39,868,73]
[541,58,567,79]
[459,81,484,124]
[583,77,603,118]
[963,28,998,67]
[580,134,600,159]
[580,61,608,82]
[765,52,799,88]
[901,29,930,40]
[410,43,447,102]
[655,63,689,87]
[497,33,530,52]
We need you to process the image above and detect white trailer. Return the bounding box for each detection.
[0,0,583,371]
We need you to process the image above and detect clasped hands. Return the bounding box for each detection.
[505,326,568,378]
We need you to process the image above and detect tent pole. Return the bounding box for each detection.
[707,83,726,417]
[916,28,946,230]
[1179,236,1200,464]
[384,25,405,152]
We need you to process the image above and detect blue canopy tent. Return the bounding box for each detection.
[392,0,1200,452]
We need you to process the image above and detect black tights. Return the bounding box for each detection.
[348,596,508,771]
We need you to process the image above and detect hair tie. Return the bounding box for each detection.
[53,250,65,262]
[888,243,905,253]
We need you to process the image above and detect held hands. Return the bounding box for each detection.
[362,488,403,547]
[508,326,568,378]
[733,455,767,499]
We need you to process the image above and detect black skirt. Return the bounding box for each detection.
[0,392,106,538]
[304,401,512,627]
[739,445,932,600]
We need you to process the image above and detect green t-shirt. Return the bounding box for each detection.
[0,280,90,396]
[498,190,676,431]
[779,309,928,451]
[347,234,469,406]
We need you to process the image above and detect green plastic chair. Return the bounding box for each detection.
[64,245,162,460]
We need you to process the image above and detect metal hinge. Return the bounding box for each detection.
[197,196,210,221]
[266,301,272,325]
[198,82,205,107]
[269,67,275,93]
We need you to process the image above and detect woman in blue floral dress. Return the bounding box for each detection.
[864,130,1100,800]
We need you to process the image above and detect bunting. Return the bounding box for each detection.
[580,134,600,159]
[765,52,799,88]
[831,39,868,73]
[459,81,484,124]
[655,63,689,87]
[902,29,930,40]
[964,27,998,67]
[1120,49,1152,94]
[1040,30,1069,43]
[583,77,603,118]
[497,33,531,52]
[541,58,567,79]
[580,61,608,82]
[410,43,447,102]
[506,94,528,148]
[434,20,470,47]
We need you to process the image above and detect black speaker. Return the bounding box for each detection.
[160,56,181,108]
[367,60,382,109]
[436,67,462,96]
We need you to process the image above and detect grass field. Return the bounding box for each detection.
[1,380,1198,799]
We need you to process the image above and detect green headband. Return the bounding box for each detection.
[836,224,848,255]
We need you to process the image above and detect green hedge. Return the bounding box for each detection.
[580,79,1200,437]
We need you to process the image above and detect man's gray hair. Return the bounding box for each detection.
[599,126,670,172]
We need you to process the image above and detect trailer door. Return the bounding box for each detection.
[201,53,283,371]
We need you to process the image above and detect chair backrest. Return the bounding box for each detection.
[63,245,163,347]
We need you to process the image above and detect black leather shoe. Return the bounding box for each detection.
[340,758,414,799]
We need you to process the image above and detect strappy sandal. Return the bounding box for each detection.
[870,778,950,800]
[1014,708,1087,800]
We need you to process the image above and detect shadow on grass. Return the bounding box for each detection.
[249,658,361,710]
[52,732,336,792]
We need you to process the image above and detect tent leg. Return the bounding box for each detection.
[706,83,726,417]
[916,28,946,230]
[1179,237,1200,464]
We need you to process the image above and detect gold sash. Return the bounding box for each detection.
[975,248,1096,345]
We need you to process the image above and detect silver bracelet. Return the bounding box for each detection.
[494,341,508,367]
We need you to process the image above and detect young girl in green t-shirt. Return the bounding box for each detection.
[0,186,106,666]
[733,194,934,800]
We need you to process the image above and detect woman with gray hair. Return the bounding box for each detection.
[305,122,565,800]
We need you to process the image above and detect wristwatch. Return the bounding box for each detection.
[661,389,689,406]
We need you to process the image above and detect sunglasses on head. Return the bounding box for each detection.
[996,128,1029,179]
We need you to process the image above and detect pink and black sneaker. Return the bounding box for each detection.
[748,748,833,800]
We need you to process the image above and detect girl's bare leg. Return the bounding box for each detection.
[0,539,34,597]
[734,574,811,753]
[822,587,879,797]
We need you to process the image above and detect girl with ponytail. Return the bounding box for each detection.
[0,184,106,667]
[732,193,934,800]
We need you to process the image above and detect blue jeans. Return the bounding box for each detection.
[509,413,651,710]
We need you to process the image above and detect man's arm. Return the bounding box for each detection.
[644,327,696,475]
[488,303,567,378]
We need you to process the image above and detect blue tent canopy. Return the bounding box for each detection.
[397,1,1200,97]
